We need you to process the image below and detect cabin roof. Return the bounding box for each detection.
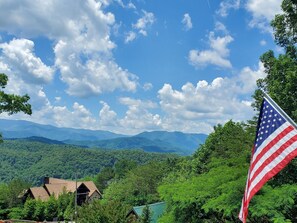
[29,187,49,201]
[129,202,166,223]
[25,177,101,201]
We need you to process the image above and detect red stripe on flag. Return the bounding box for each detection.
[249,133,297,184]
[249,125,294,174]
[246,140,297,204]
[239,96,297,223]
[240,140,297,223]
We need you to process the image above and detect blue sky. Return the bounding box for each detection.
[0,0,283,135]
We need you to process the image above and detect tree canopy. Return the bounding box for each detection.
[0,73,32,142]
[253,0,297,122]
[0,73,32,116]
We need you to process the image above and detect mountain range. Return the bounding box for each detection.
[0,119,208,155]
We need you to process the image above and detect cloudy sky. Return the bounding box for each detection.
[0,0,282,135]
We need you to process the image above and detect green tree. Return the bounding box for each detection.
[0,179,30,219]
[56,191,73,220]
[22,199,36,220]
[95,166,115,192]
[63,195,75,221]
[7,207,23,220]
[103,161,170,206]
[158,121,252,223]
[0,73,32,141]
[0,183,9,210]
[44,196,58,221]
[271,0,297,48]
[7,178,31,208]
[141,205,152,223]
[249,184,297,222]
[102,200,130,223]
[253,0,297,121]
[77,200,108,223]
[252,0,297,189]
[33,199,45,221]
[114,159,137,179]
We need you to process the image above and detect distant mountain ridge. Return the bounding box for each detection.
[0,119,124,141]
[0,119,208,155]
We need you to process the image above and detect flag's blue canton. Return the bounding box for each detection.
[254,99,286,153]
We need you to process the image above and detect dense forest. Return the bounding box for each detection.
[0,139,177,185]
[0,0,297,222]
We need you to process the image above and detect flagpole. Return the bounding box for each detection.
[261,90,297,129]
[75,170,77,222]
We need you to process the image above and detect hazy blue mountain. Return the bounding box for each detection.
[64,136,179,153]
[0,119,124,141]
[136,131,207,153]
[22,136,66,145]
[0,119,208,155]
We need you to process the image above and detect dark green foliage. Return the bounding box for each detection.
[77,200,108,223]
[7,207,23,220]
[0,73,32,116]
[159,121,297,222]
[0,179,30,219]
[95,167,115,192]
[249,184,297,222]
[77,200,132,223]
[63,196,75,221]
[7,178,31,208]
[271,0,297,48]
[140,205,152,223]
[101,200,131,223]
[19,192,74,221]
[22,199,36,220]
[0,139,177,185]
[0,73,32,142]
[57,191,74,220]
[254,50,297,121]
[114,159,137,179]
[0,178,30,219]
[103,161,172,206]
[252,0,297,122]
[44,196,58,221]
[0,183,9,210]
[252,0,297,189]
[158,121,251,223]
[33,200,45,221]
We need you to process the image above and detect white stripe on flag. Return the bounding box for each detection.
[247,139,297,200]
[251,122,291,162]
[249,124,296,179]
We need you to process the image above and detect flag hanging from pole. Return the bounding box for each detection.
[239,94,297,223]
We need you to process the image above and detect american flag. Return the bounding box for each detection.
[239,95,297,223]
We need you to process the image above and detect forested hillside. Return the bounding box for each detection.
[0,119,207,155]
[0,0,296,222]
[0,139,177,185]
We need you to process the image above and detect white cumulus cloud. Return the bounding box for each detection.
[246,0,282,32]
[54,40,138,97]
[157,62,266,133]
[0,0,138,97]
[189,32,233,68]
[118,97,161,133]
[0,39,55,84]
[99,101,118,127]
